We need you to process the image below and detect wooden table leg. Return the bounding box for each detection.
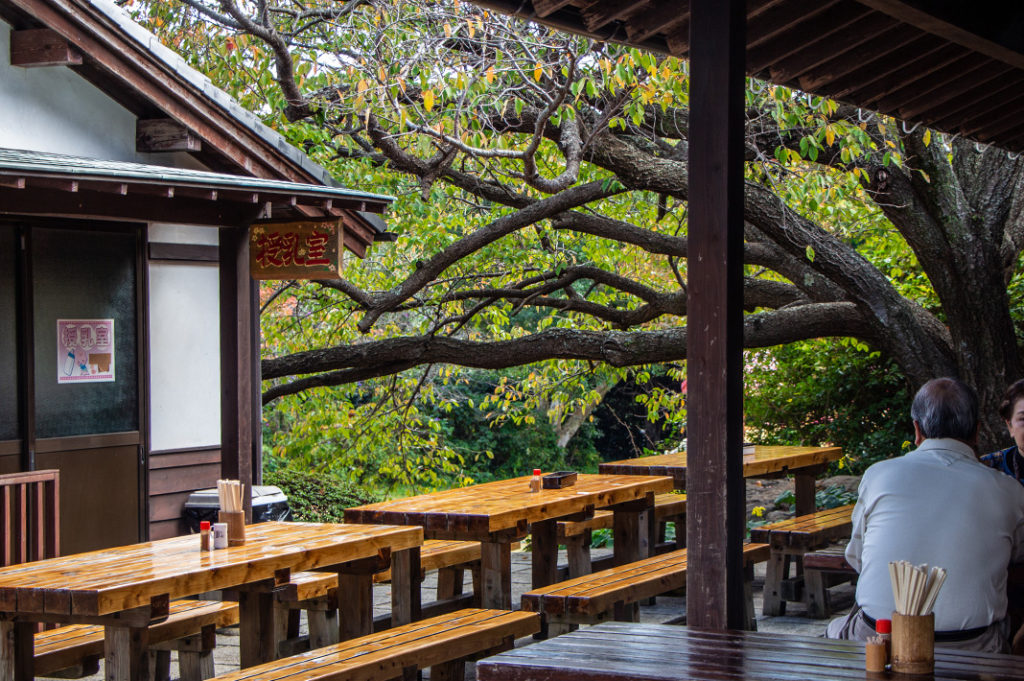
[794,472,816,517]
[337,572,374,639]
[104,624,150,681]
[391,546,422,626]
[0,620,34,681]
[238,589,277,667]
[531,519,559,589]
[480,541,512,610]
[612,497,653,565]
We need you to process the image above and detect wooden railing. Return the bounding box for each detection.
[0,469,60,565]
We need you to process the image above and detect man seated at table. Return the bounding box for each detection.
[826,377,1024,653]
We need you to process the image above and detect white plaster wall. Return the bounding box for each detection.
[0,19,138,160]
[147,259,221,451]
[149,223,220,246]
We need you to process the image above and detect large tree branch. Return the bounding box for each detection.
[262,301,871,402]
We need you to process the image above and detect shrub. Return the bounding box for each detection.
[264,468,383,523]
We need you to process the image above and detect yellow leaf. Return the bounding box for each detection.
[357,79,367,94]
[825,126,835,147]
[485,65,495,84]
[378,66,386,82]
[423,89,435,112]
[456,72,465,89]
[443,22,452,38]
[534,63,543,82]
[467,19,475,38]
[923,129,932,147]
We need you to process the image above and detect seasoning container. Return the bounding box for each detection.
[212,522,228,549]
[875,618,892,663]
[865,636,887,673]
[199,520,212,551]
[529,469,542,493]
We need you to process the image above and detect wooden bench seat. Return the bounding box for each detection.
[558,493,687,578]
[748,504,855,616]
[803,544,857,618]
[209,608,540,681]
[521,543,770,629]
[34,599,239,680]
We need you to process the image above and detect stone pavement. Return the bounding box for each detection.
[63,546,854,680]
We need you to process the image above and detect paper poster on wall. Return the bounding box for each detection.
[57,319,115,383]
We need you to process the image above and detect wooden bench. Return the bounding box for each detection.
[34,599,239,680]
[208,608,540,681]
[557,493,687,578]
[521,543,770,630]
[803,544,857,618]
[748,504,855,616]
[0,469,59,567]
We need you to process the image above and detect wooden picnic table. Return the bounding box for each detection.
[476,621,1024,681]
[0,521,422,681]
[600,445,843,516]
[344,473,673,610]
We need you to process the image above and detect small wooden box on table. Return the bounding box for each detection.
[345,474,673,612]
[0,521,423,681]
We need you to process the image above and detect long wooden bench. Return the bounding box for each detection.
[208,608,539,681]
[521,543,770,630]
[274,570,341,656]
[748,504,855,616]
[34,599,239,680]
[557,493,687,578]
[803,544,857,619]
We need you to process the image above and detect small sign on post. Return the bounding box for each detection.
[249,220,344,280]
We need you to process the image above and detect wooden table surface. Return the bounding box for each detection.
[344,474,673,541]
[600,445,843,515]
[346,474,673,611]
[0,521,423,681]
[476,622,1024,681]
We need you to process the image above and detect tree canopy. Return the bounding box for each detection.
[137,0,1024,466]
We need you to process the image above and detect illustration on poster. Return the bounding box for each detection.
[57,319,115,383]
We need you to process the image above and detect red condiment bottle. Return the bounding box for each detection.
[875,618,892,663]
[530,468,542,492]
[199,520,212,551]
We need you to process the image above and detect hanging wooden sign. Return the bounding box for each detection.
[250,220,343,280]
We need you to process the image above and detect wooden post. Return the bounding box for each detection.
[686,0,748,631]
[219,227,257,519]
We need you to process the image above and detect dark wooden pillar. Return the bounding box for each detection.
[219,226,258,519]
[685,0,747,630]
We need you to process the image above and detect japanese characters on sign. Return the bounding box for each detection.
[249,220,344,280]
[57,319,115,384]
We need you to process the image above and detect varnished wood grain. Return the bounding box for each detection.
[477,622,1024,681]
[0,522,422,617]
[345,475,672,538]
[599,445,843,487]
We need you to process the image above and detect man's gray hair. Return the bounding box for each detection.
[910,377,979,441]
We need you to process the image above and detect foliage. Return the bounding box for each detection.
[263,467,383,522]
[745,339,912,474]
[773,485,858,512]
[128,0,1024,485]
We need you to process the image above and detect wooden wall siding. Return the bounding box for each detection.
[148,447,220,540]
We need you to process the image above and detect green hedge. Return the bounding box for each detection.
[264,468,383,523]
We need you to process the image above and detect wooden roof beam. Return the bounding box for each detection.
[532,0,575,18]
[948,89,1024,139]
[747,4,872,75]
[9,28,82,67]
[745,0,842,51]
[581,0,647,32]
[897,65,1020,122]
[625,6,688,43]
[136,119,202,153]
[869,51,988,111]
[799,31,935,95]
[769,13,900,84]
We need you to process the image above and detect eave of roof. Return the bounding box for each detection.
[471,0,1024,153]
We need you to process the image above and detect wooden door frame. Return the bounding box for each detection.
[1,218,150,543]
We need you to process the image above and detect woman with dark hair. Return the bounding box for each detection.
[984,379,1024,486]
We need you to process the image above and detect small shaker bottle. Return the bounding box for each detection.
[199,520,212,551]
[213,522,229,549]
[875,618,892,663]
[530,469,542,492]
